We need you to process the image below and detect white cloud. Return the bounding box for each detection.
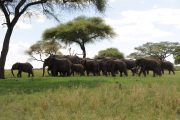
[109,0,116,3]
[0,11,46,30]
[102,8,180,62]
[104,8,180,42]
[119,8,180,28]
[16,21,32,29]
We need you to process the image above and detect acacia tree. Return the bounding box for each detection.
[0,0,108,79]
[25,40,62,62]
[95,48,124,59]
[128,42,180,60]
[42,16,116,58]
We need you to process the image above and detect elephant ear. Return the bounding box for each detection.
[80,59,86,66]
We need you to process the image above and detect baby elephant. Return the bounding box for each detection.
[11,62,34,77]
[71,64,85,76]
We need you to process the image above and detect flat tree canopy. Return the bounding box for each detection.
[43,16,116,58]
[128,41,180,60]
[0,0,108,78]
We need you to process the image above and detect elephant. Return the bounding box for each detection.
[43,56,72,77]
[81,59,100,76]
[71,64,85,76]
[11,62,34,77]
[108,59,128,77]
[122,59,137,76]
[96,59,106,75]
[105,59,128,77]
[97,57,118,76]
[135,58,162,77]
[161,61,175,75]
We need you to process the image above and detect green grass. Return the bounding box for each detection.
[0,70,180,120]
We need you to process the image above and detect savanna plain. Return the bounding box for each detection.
[0,70,180,120]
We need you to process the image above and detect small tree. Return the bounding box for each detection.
[42,16,116,58]
[95,48,124,59]
[128,42,180,60]
[25,40,62,62]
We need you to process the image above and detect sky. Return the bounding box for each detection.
[0,0,180,69]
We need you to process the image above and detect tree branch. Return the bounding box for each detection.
[15,0,26,15]
[19,0,47,15]
[0,4,10,25]
[30,55,44,62]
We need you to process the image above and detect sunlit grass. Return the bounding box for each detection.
[0,70,179,120]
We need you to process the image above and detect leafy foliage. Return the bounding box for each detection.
[95,48,124,59]
[0,0,107,22]
[174,46,180,64]
[43,16,116,58]
[128,42,180,60]
[25,40,62,62]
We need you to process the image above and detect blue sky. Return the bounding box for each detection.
[0,0,180,69]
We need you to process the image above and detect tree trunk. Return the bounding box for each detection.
[0,26,14,79]
[80,44,86,58]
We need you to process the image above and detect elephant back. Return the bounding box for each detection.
[62,55,81,64]
[53,58,72,70]
[25,62,33,69]
[161,61,174,69]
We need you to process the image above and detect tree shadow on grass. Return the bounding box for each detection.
[0,77,110,95]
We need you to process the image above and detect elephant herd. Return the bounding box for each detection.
[11,55,175,78]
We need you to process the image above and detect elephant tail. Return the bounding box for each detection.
[11,69,15,77]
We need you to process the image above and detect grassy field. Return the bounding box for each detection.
[0,70,179,120]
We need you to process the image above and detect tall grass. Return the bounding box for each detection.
[0,70,179,120]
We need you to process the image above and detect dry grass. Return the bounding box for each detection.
[0,70,179,120]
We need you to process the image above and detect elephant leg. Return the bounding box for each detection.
[141,67,146,77]
[17,71,21,77]
[67,71,71,76]
[87,71,89,76]
[111,72,115,77]
[111,69,115,77]
[19,72,21,77]
[138,68,142,76]
[147,70,149,75]
[168,70,171,74]
[162,69,164,74]
[124,70,128,77]
[172,70,175,75]
[120,71,122,77]
[71,71,74,76]
[142,70,146,77]
[32,71,34,77]
[93,71,96,76]
[153,70,156,77]
[28,73,30,77]
[52,68,57,77]
[103,71,107,76]
[131,69,135,76]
